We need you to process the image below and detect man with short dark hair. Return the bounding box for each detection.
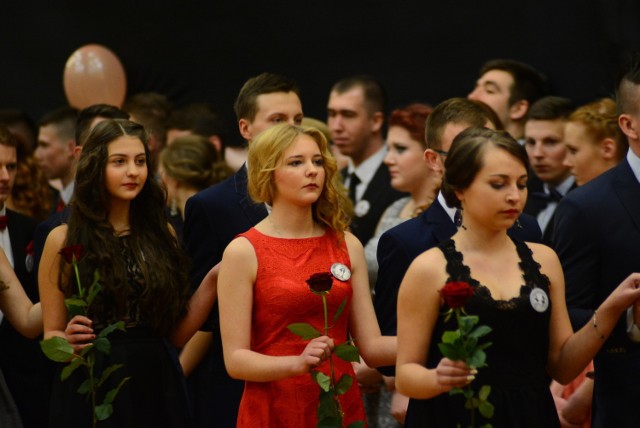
[468,59,548,140]
[553,52,640,428]
[35,106,78,212]
[327,75,405,245]
[523,96,576,243]
[182,72,303,428]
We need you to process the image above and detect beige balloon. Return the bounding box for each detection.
[63,44,127,109]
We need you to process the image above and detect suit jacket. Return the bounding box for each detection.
[374,198,542,376]
[33,207,69,280]
[524,181,578,245]
[182,164,267,428]
[344,163,406,246]
[553,160,640,427]
[0,209,52,428]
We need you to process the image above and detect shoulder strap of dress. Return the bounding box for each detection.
[513,239,551,290]
[438,238,470,282]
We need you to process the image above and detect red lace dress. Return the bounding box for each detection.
[235,227,366,427]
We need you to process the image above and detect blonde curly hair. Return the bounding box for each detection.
[247,123,352,235]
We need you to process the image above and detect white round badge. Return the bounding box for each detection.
[331,263,351,282]
[25,254,34,273]
[529,288,549,313]
[354,200,370,218]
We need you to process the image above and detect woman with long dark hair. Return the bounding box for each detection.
[39,119,216,427]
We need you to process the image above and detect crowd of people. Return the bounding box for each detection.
[0,53,638,428]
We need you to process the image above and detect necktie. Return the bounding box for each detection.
[55,198,65,213]
[348,173,360,203]
[0,216,8,231]
[530,187,563,207]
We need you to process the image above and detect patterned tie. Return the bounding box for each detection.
[0,215,8,231]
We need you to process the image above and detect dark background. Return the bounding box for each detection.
[3,0,640,145]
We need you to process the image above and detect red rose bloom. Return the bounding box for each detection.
[439,281,474,309]
[306,272,334,293]
[59,245,84,264]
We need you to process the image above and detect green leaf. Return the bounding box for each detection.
[95,403,113,421]
[101,376,132,405]
[96,364,125,388]
[441,330,460,344]
[334,343,360,362]
[318,416,342,428]
[449,387,464,396]
[469,325,492,339]
[86,280,102,307]
[467,348,487,368]
[64,297,88,307]
[317,390,340,420]
[311,370,331,392]
[97,321,126,339]
[458,315,479,332]
[478,341,493,351]
[333,297,348,323]
[60,356,85,381]
[464,336,478,352]
[438,342,462,361]
[93,337,111,354]
[40,336,75,362]
[479,400,495,418]
[479,384,491,401]
[347,422,365,428]
[335,374,353,395]
[77,378,92,394]
[287,323,321,340]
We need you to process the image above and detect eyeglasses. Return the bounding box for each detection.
[433,149,448,157]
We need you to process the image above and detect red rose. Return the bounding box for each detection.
[59,245,84,264]
[306,272,334,293]
[439,281,474,309]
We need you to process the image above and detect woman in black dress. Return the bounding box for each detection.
[396,127,640,427]
[39,119,216,427]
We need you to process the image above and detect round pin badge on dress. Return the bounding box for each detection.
[354,200,370,218]
[330,263,351,282]
[529,288,549,313]
[25,254,34,273]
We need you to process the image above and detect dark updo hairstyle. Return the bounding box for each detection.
[65,119,189,336]
[442,127,529,209]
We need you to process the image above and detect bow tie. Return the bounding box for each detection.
[530,188,563,204]
[0,215,8,231]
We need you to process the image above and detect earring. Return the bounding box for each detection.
[454,209,467,230]
[516,217,523,229]
[170,197,178,216]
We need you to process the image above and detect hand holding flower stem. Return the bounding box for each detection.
[438,281,494,428]
[288,272,363,428]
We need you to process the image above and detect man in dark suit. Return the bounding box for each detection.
[523,96,576,244]
[553,53,640,428]
[182,72,303,428]
[327,75,405,245]
[0,126,48,427]
[374,98,543,378]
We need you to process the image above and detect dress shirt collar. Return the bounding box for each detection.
[544,175,575,196]
[627,148,640,184]
[347,146,387,187]
[437,191,458,223]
